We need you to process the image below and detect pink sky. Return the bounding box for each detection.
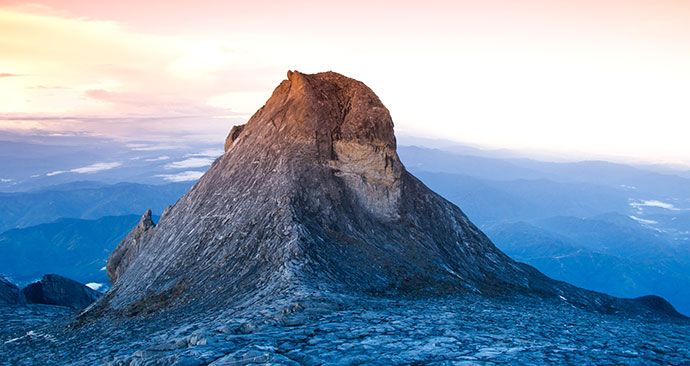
[1,0,690,165]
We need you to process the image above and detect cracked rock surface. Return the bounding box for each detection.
[2,295,689,365]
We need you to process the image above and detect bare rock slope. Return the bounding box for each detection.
[99,71,680,319]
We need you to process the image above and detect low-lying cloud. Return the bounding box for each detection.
[46,162,122,176]
[144,155,170,161]
[629,200,680,211]
[156,170,204,182]
[629,215,659,225]
[186,148,224,157]
[165,157,215,169]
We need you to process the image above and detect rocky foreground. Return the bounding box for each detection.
[1,294,689,365]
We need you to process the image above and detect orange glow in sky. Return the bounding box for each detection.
[1,0,690,166]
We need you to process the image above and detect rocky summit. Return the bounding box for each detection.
[1,71,688,365]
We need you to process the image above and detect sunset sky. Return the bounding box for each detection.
[1,0,689,166]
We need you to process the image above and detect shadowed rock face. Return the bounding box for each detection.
[99,71,684,319]
[107,209,155,285]
[0,276,24,305]
[22,274,99,310]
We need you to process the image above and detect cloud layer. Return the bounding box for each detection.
[47,162,122,176]
[157,171,205,182]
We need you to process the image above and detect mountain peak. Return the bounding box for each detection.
[225,70,403,219]
[226,70,396,150]
[94,71,682,319]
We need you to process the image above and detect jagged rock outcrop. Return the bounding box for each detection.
[106,209,155,285]
[0,276,24,305]
[98,71,684,319]
[224,123,245,152]
[22,274,99,310]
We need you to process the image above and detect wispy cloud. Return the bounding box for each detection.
[126,143,190,151]
[29,85,67,89]
[630,200,681,211]
[46,162,122,176]
[0,7,267,142]
[144,155,170,161]
[185,148,224,157]
[629,215,659,225]
[72,162,122,173]
[157,170,204,182]
[165,157,215,169]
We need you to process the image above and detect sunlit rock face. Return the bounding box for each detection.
[97,71,682,319]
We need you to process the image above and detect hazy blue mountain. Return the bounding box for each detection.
[399,145,690,204]
[0,132,222,192]
[398,146,551,182]
[409,170,631,227]
[398,146,690,315]
[644,211,690,242]
[0,182,189,232]
[510,159,690,199]
[532,214,679,259]
[0,215,155,287]
[486,221,690,315]
[1,138,688,316]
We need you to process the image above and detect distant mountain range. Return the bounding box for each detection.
[0,132,222,192]
[398,145,690,314]
[485,217,690,314]
[0,139,689,315]
[0,181,182,287]
[0,181,189,232]
[0,215,147,287]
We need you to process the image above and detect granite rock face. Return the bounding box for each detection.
[106,209,155,285]
[22,274,100,310]
[0,276,24,305]
[98,71,681,319]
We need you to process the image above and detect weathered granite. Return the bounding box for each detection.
[1,295,689,365]
[106,209,155,284]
